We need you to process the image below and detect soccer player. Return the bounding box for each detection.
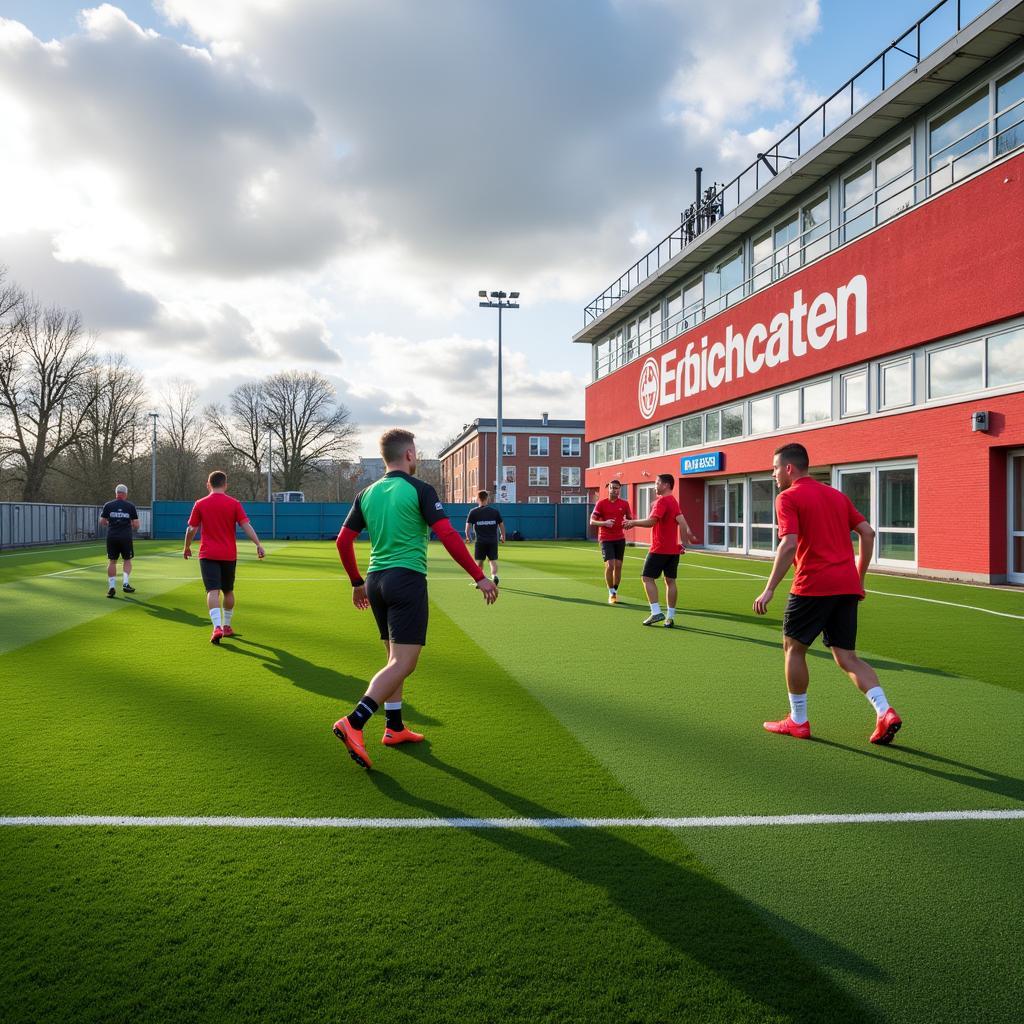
[466,490,505,585]
[752,442,902,745]
[99,484,140,598]
[333,428,498,769]
[625,473,697,627]
[590,478,632,603]
[183,470,265,645]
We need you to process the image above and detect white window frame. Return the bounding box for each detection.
[635,483,656,521]
[878,356,914,411]
[502,435,516,456]
[528,466,549,487]
[529,436,549,457]
[560,466,581,487]
[926,336,986,401]
[528,495,550,504]
[841,368,869,418]
[561,436,581,457]
[835,460,918,568]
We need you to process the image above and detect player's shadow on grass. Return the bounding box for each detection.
[123,597,208,626]
[223,638,442,726]
[499,586,613,608]
[368,750,879,1023]
[812,739,1024,802]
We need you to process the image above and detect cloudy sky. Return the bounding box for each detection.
[0,0,931,456]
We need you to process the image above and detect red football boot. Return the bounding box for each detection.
[763,715,811,739]
[869,708,902,745]
[382,726,425,746]
[210,626,224,645]
[333,717,373,769]
[221,625,235,637]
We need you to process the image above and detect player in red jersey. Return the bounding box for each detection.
[590,479,632,603]
[183,470,266,644]
[625,473,697,627]
[753,443,902,745]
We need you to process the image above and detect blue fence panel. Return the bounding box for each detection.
[153,500,593,541]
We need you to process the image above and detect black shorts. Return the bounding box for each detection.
[106,536,134,561]
[199,558,237,593]
[474,540,499,562]
[641,552,680,579]
[600,539,626,562]
[367,568,429,647]
[783,594,860,649]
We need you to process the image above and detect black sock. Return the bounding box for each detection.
[385,704,404,731]
[347,696,379,730]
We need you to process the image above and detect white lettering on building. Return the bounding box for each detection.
[637,274,868,416]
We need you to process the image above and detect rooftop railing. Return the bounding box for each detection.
[583,0,997,326]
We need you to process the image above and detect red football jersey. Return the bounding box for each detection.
[188,492,248,561]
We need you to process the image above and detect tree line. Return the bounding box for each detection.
[0,269,365,505]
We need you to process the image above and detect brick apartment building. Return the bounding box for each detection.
[438,415,588,504]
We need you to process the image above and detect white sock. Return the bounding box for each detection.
[666,607,676,619]
[788,693,809,725]
[865,686,890,716]
[609,586,616,595]
[210,608,222,627]
[384,701,402,710]
[122,572,130,586]
[108,576,116,588]
[223,609,233,627]
[649,602,661,615]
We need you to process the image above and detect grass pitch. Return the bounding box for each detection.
[1,539,1022,1023]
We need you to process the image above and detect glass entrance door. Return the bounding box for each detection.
[1011,451,1024,585]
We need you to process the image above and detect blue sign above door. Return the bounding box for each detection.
[680,452,724,475]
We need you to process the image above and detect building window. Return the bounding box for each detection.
[528,495,550,504]
[529,466,549,487]
[666,420,682,450]
[529,436,549,457]
[706,481,726,548]
[842,370,868,417]
[929,87,989,190]
[838,463,917,566]
[704,250,743,317]
[561,467,581,487]
[635,483,655,521]
[988,326,1024,387]
[928,338,984,399]
[843,137,913,241]
[750,478,776,552]
[647,426,662,454]
[626,433,637,458]
[749,396,773,434]
[561,495,589,504]
[561,436,581,457]
[682,415,702,447]
[996,65,1024,155]
[802,380,832,423]
[502,435,516,456]
[880,358,913,409]
[776,388,800,427]
[721,404,743,439]
[502,466,516,484]
[802,192,830,262]
[706,410,721,443]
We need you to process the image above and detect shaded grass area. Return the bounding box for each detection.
[2,540,1023,1024]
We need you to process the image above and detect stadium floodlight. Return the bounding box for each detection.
[148,412,159,506]
[478,289,521,503]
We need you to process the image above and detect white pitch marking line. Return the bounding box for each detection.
[2,810,1022,829]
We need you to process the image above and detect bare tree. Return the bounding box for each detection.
[262,370,357,491]
[204,381,268,500]
[160,378,204,499]
[0,291,95,501]
[67,355,147,502]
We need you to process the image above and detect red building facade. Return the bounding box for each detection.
[577,7,1024,583]
[439,417,588,506]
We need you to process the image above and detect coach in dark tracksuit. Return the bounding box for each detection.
[465,489,505,586]
[100,484,140,598]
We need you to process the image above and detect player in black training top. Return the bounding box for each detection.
[99,484,140,598]
[465,490,505,585]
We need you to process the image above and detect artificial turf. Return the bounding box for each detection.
[0,539,1021,1023]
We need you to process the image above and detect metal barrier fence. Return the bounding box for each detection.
[0,503,153,550]
[153,501,594,542]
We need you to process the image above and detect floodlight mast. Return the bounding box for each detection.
[478,289,520,502]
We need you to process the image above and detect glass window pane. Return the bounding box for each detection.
[997,65,1024,113]
[728,526,743,548]
[707,483,726,523]
[626,433,637,458]
[683,280,702,328]
[988,327,1024,387]
[750,527,775,551]
[930,89,988,155]
[996,66,1024,154]
[802,193,830,261]
[749,396,773,433]
[879,532,916,561]
[929,339,984,399]
[879,468,915,529]
[638,431,649,456]
[876,139,912,186]
[777,390,800,427]
[648,428,662,454]
[753,231,772,288]
[881,360,912,408]
[682,415,702,447]
[666,421,682,449]
[706,411,721,442]
[843,164,872,209]
[842,371,867,416]
[751,479,775,525]
[840,471,871,522]
[707,525,726,547]
[721,404,743,438]
[727,482,744,524]
[802,381,831,422]
[612,437,622,461]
